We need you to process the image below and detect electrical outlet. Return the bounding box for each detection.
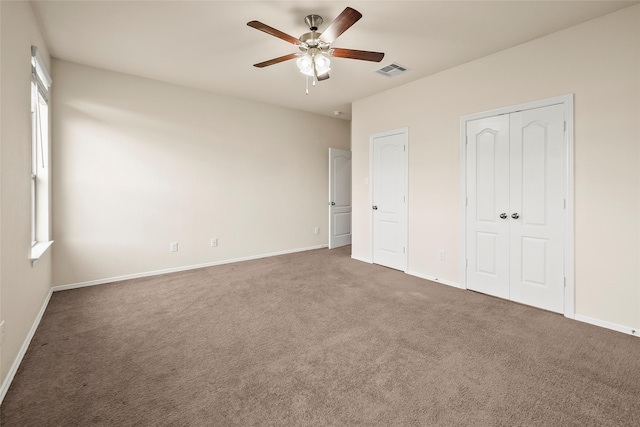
[438,249,445,261]
[314,227,319,235]
[170,242,178,252]
[211,238,218,247]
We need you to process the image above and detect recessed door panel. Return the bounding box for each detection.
[476,232,497,276]
[334,155,351,207]
[476,130,498,223]
[521,123,547,226]
[521,237,547,286]
[378,220,399,253]
[333,212,351,237]
[378,144,401,213]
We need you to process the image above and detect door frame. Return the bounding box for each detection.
[460,95,575,318]
[369,127,409,271]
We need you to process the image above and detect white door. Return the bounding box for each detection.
[509,105,565,313]
[466,115,511,299]
[371,129,407,271]
[466,104,565,313]
[329,148,352,249]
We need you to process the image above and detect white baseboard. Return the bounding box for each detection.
[0,288,53,404]
[52,245,327,292]
[406,270,462,289]
[350,255,372,264]
[574,314,639,338]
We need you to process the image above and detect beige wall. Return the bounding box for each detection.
[352,5,640,329]
[0,1,53,384]
[52,60,350,286]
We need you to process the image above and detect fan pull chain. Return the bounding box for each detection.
[305,76,309,95]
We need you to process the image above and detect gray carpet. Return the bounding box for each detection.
[2,246,640,426]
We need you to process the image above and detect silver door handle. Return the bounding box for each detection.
[511,213,519,219]
[372,205,378,210]
[499,213,507,219]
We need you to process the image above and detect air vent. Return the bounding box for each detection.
[375,63,409,78]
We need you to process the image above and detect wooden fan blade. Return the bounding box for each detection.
[247,21,302,46]
[253,53,299,68]
[331,48,384,62]
[319,7,362,44]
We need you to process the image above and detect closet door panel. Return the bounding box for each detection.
[465,115,510,299]
[509,105,565,313]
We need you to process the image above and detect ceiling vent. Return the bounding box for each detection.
[375,63,409,77]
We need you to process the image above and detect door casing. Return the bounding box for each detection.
[460,95,575,318]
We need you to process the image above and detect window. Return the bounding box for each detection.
[30,46,53,265]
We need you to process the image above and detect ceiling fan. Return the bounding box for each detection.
[247,7,384,86]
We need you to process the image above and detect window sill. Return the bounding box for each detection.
[30,240,53,267]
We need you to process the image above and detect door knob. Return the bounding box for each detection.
[372,205,378,210]
[331,202,336,206]
[499,213,507,219]
[511,213,520,219]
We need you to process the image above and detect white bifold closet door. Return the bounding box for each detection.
[466,104,565,313]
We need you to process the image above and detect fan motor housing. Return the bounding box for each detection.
[299,31,322,49]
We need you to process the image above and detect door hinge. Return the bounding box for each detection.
[563,199,566,209]
[564,121,567,132]
[564,277,566,287]
[404,145,406,152]
[403,247,406,254]
[403,195,406,203]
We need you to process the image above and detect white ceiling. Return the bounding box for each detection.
[32,0,637,120]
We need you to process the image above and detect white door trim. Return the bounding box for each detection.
[460,94,575,318]
[369,127,409,272]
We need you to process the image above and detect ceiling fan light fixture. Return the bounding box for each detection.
[296,54,314,76]
[296,53,331,77]
[315,54,330,74]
